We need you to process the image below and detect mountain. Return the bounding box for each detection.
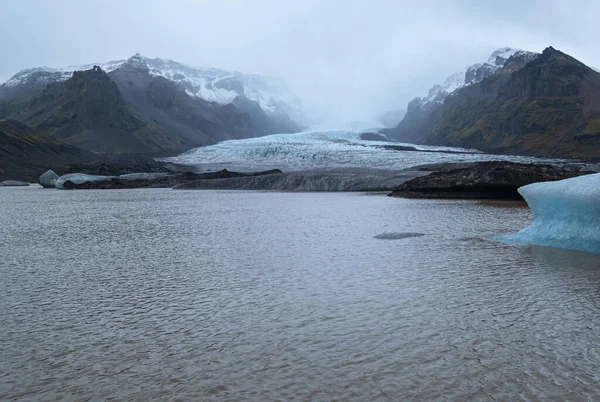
[387,47,600,158]
[7,66,182,154]
[0,119,93,180]
[109,61,269,149]
[0,54,304,130]
[383,48,540,144]
[1,54,304,155]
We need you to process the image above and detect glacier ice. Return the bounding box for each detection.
[500,173,600,254]
[164,130,559,172]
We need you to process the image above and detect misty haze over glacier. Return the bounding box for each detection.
[4,0,600,126]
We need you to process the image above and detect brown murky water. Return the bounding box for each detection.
[1,187,600,401]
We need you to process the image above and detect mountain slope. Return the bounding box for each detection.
[421,47,600,157]
[108,61,258,148]
[6,63,296,155]
[8,66,181,154]
[0,54,304,129]
[383,48,539,143]
[0,119,94,180]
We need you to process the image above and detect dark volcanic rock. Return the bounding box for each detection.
[389,161,589,200]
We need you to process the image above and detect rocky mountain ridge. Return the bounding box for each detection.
[384,46,600,157]
[0,54,304,126]
[1,59,303,155]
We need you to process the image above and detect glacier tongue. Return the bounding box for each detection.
[165,130,558,172]
[500,173,600,254]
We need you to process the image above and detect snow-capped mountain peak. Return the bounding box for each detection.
[420,47,538,106]
[1,54,304,124]
[487,47,520,65]
[3,60,124,89]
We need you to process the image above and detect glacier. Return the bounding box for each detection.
[164,130,559,172]
[500,173,600,254]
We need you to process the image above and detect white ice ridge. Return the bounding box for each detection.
[500,173,600,254]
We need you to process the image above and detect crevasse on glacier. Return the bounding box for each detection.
[500,173,600,254]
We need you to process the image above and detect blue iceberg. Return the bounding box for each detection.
[500,173,600,254]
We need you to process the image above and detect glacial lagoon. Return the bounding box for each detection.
[2,187,600,400]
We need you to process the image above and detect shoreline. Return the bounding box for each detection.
[6,159,596,200]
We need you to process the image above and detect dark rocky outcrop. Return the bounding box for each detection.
[389,161,591,200]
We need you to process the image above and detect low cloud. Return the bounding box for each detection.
[3,0,600,125]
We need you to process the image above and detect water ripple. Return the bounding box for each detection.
[1,188,600,400]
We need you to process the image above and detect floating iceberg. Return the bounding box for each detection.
[55,173,116,189]
[500,173,600,254]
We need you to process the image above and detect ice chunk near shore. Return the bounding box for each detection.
[55,173,116,189]
[500,173,600,253]
[39,170,59,188]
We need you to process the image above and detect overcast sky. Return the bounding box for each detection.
[3,0,600,124]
